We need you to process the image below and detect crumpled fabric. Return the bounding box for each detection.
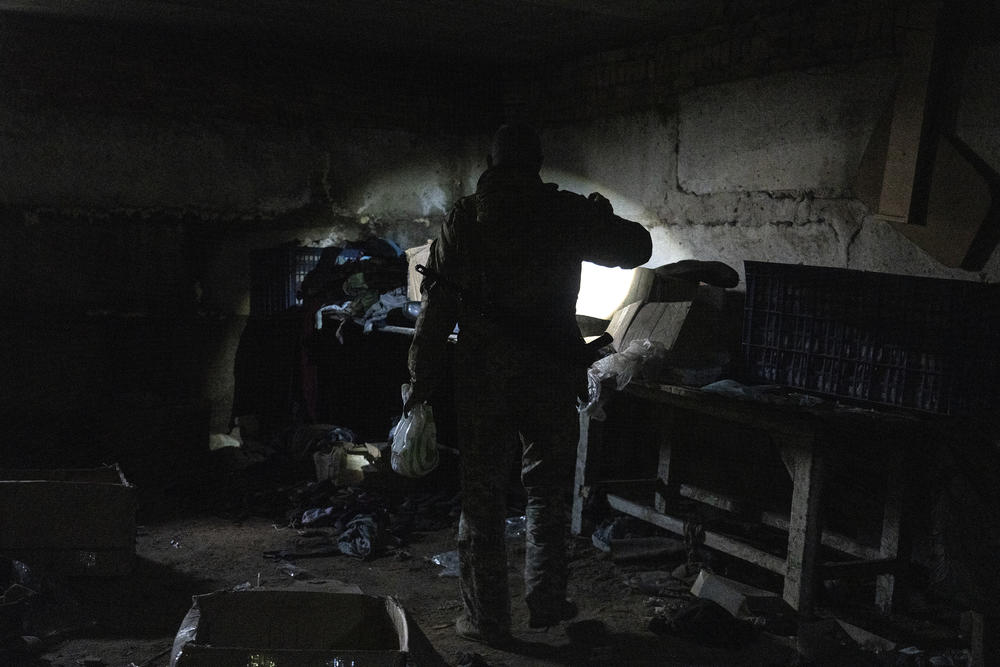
[337,513,377,559]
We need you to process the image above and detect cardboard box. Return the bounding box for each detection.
[0,465,136,576]
[170,590,444,667]
[618,276,732,380]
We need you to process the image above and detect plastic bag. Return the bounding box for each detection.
[579,338,666,419]
[389,383,440,478]
[429,550,459,577]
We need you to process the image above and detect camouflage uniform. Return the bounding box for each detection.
[409,164,651,638]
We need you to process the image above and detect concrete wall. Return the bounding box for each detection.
[538,53,1000,286]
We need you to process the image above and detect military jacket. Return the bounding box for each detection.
[408,165,652,395]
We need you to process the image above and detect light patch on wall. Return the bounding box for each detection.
[646,226,687,268]
[418,184,447,217]
[354,169,450,218]
[541,168,658,226]
[576,263,638,320]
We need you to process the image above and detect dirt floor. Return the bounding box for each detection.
[3,443,974,667]
[19,519,800,667]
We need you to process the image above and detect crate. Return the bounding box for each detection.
[742,261,1000,415]
[0,465,136,576]
[249,247,324,316]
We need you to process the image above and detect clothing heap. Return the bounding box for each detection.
[298,238,413,338]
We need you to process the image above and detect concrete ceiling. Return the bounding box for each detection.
[0,0,789,67]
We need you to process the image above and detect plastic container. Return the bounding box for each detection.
[741,261,1000,415]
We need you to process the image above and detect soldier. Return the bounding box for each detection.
[406,123,652,645]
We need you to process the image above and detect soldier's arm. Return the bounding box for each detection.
[563,191,652,269]
[406,202,465,402]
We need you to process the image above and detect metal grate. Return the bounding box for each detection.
[742,261,1000,415]
[249,247,324,317]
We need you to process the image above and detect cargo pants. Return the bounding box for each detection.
[454,349,581,637]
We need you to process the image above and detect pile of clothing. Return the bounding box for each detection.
[299,238,414,338]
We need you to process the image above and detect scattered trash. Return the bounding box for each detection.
[313,443,378,486]
[337,514,377,559]
[689,569,776,617]
[648,597,757,649]
[275,561,317,580]
[301,506,338,527]
[313,447,345,484]
[429,551,460,577]
[288,425,357,462]
[208,433,241,451]
[625,571,689,597]
[504,515,526,540]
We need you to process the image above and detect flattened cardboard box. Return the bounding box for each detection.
[170,590,445,667]
[0,465,136,576]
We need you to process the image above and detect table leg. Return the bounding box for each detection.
[571,411,602,536]
[781,437,824,617]
[876,441,905,613]
[654,405,675,514]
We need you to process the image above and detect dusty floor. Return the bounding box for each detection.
[4,447,972,667]
[22,514,808,667]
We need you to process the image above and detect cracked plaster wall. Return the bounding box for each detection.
[540,56,1000,287]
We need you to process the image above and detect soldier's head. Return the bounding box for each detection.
[488,123,543,172]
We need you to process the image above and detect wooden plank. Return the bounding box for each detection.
[676,483,882,560]
[781,439,824,616]
[606,494,787,575]
[620,301,692,351]
[605,301,644,351]
[761,511,881,561]
[625,382,816,440]
[679,483,746,514]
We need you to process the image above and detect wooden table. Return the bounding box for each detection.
[572,381,928,617]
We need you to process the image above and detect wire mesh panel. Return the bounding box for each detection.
[742,261,1000,415]
[250,247,324,317]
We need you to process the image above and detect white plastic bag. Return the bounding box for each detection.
[390,383,440,478]
[579,338,667,419]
